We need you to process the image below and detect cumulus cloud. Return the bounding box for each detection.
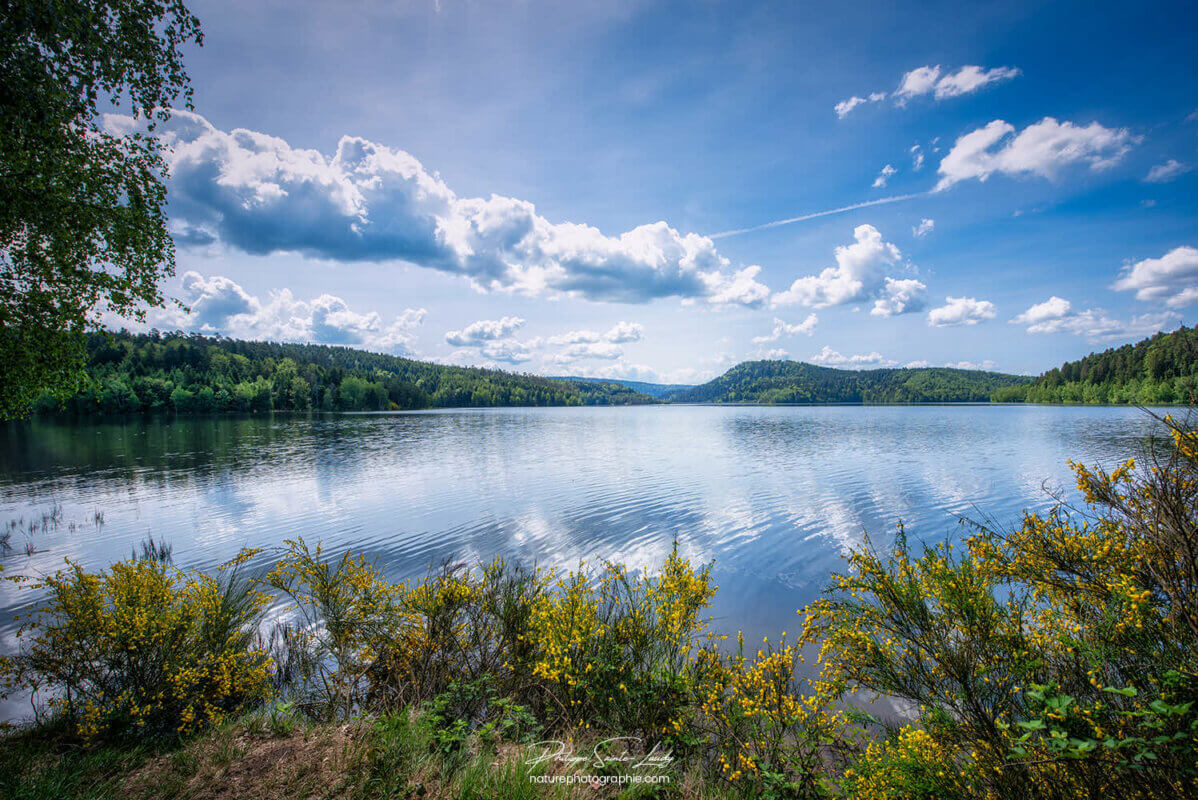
[604,321,644,343]
[872,277,928,317]
[751,314,819,344]
[117,271,426,354]
[927,296,997,327]
[904,359,931,368]
[1010,295,1181,340]
[1144,159,1192,183]
[547,321,644,345]
[872,164,897,188]
[1110,246,1198,307]
[912,218,935,238]
[772,225,926,317]
[935,117,1137,191]
[1011,296,1074,327]
[115,110,770,307]
[808,346,896,368]
[444,316,525,346]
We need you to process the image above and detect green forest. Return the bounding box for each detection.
[31,330,654,415]
[668,360,1030,403]
[23,324,1198,416]
[993,325,1198,404]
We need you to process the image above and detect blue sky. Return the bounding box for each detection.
[118,0,1198,382]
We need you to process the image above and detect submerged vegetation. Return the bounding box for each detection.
[2,413,1197,798]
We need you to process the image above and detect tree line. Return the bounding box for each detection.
[993,325,1198,404]
[669,360,1030,404]
[31,330,653,416]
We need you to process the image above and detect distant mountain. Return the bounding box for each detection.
[558,376,694,399]
[670,360,1030,404]
[994,325,1198,404]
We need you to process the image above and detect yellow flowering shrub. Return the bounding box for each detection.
[0,549,270,739]
[796,413,1198,800]
[837,726,972,800]
[265,537,405,719]
[700,632,845,798]
[524,542,716,738]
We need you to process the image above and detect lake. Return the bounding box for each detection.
[0,403,1167,718]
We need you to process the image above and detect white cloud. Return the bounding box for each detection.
[548,321,645,346]
[936,117,1137,191]
[445,316,525,346]
[118,110,770,307]
[1010,295,1181,340]
[894,64,1020,105]
[697,265,772,307]
[751,314,819,344]
[871,277,928,317]
[1011,296,1073,327]
[758,348,790,361]
[772,224,925,316]
[833,91,887,118]
[479,339,539,364]
[904,359,931,368]
[893,65,943,104]
[930,65,1021,99]
[910,144,925,171]
[555,342,623,361]
[927,296,997,327]
[1110,246,1198,307]
[946,360,999,371]
[1144,159,1192,183]
[872,164,897,188]
[834,96,868,118]
[912,218,935,238]
[116,271,426,354]
[809,346,896,368]
[604,321,644,343]
[839,65,1018,118]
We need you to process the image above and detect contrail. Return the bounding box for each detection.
[709,192,929,239]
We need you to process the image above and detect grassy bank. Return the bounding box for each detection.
[2,413,1196,799]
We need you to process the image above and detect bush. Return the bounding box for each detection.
[0,550,271,739]
[797,412,1198,799]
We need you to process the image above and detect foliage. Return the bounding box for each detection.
[0,549,271,740]
[697,632,844,798]
[797,412,1198,798]
[264,538,404,720]
[30,329,656,415]
[994,325,1198,404]
[0,0,203,419]
[672,360,1029,404]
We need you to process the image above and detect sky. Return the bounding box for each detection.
[113,0,1198,383]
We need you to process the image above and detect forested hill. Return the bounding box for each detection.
[33,331,655,415]
[560,376,695,399]
[670,360,1030,404]
[993,325,1198,404]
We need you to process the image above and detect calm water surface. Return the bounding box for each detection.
[0,404,1166,715]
